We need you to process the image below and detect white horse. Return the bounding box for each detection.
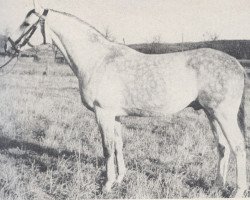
[5,0,247,197]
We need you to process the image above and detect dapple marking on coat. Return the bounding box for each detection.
[5,0,247,197]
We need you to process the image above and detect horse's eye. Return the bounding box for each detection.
[22,22,30,27]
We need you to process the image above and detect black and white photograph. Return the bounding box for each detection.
[0,0,249,199]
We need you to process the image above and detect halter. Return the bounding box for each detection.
[6,9,49,55]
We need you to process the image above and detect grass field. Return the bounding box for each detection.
[0,45,249,199]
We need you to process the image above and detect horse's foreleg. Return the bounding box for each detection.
[114,121,126,184]
[95,106,116,192]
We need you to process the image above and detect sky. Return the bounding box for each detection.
[1,0,250,44]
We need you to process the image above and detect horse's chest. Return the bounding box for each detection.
[78,71,123,110]
[78,87,95,110]
[78,76,101,109]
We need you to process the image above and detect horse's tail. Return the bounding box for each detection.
[238,72,246,138]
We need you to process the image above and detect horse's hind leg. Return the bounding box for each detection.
[214,120,230,186]
[114,121,127,184]
[213,105,247,197]
[205,111,230,186]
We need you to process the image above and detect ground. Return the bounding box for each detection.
[0,45,249,199]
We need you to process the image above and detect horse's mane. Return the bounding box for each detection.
[49,9,107,39]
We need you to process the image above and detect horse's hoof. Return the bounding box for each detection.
[214,176,224,187]
[234,188,247,198]
[116,174,125,184]
[116,170,127,184]
[102,181,114,193]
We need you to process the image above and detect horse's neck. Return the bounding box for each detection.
[46,10,111,77]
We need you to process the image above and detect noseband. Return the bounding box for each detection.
[7,9,49,54]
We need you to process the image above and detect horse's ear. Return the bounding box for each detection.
[33,0,44,15]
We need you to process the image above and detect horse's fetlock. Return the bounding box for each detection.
[103,143,115,158]
[103,147,109,158]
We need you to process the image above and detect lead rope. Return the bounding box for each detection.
[0,53,18,69]
[0,54,19,76]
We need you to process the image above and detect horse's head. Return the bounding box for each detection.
[5,0,48,55]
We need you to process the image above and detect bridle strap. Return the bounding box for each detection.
[42,9,49,16]
[7,37,19,53]
[40,9,48,44]
[19,23,38,48]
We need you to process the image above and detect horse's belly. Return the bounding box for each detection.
[122,72,198,116]
[123,94,196,117]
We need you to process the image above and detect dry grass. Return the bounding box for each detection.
[0,46,249,199]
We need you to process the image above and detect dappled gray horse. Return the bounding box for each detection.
[5,0,247,197]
